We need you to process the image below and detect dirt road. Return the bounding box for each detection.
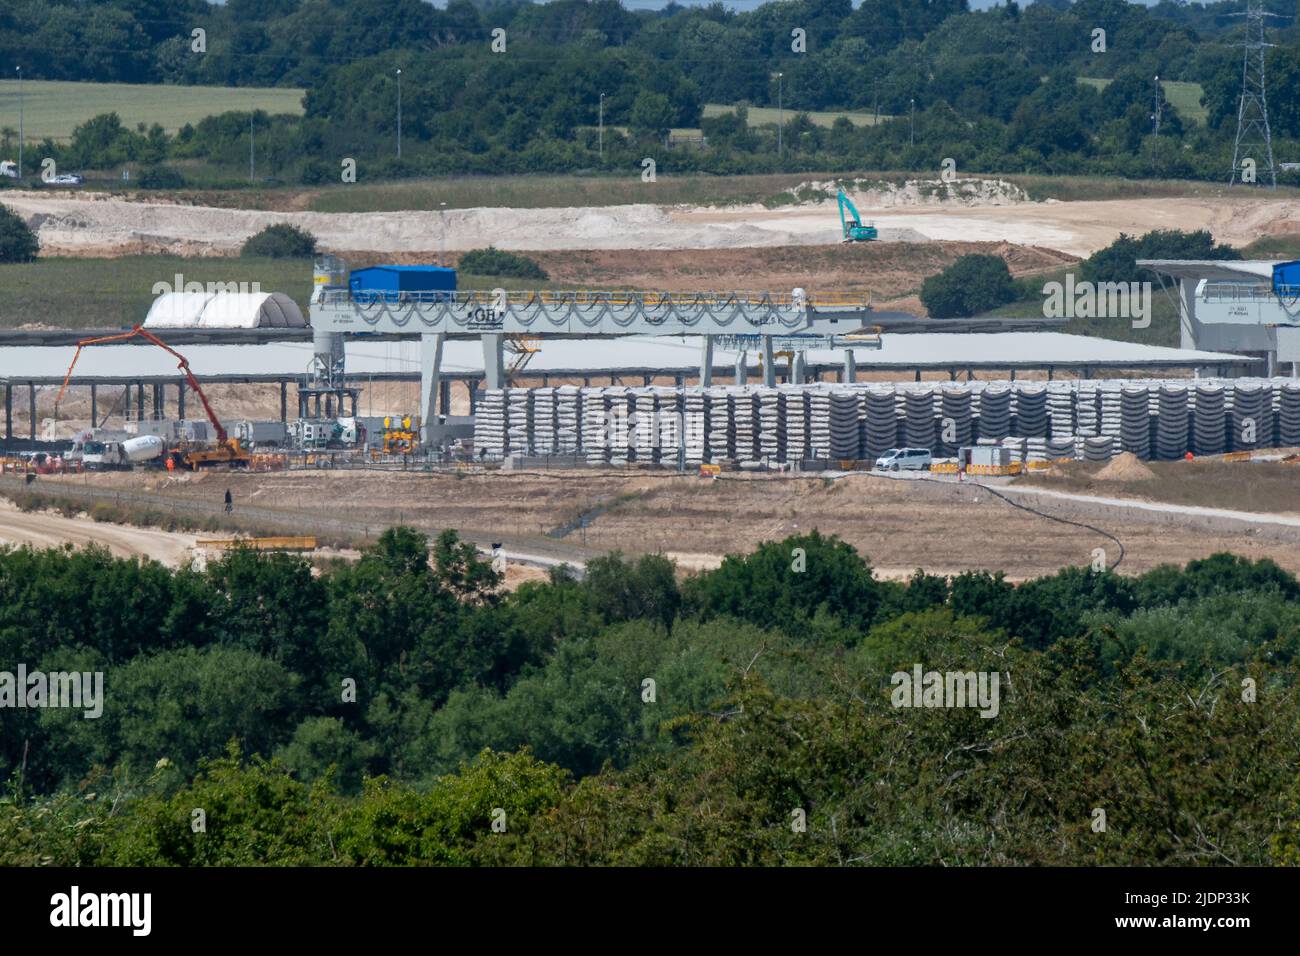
[0,499,196,566]
[8,186,1296,259]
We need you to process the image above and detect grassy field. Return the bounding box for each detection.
[0,80,304,142]
[0,255,570,329]
[1077,77,1208,126]
[0,256,313,329]
[703,102,887,127]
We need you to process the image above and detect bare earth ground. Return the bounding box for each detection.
[0,497,196,565]
[25,466,1300,581]
[521,242,1077,301]
[1013,456,1300,515]
[6,186,1299,259]
[0,495,550,587]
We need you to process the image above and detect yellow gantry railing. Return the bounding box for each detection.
[331,289,873,309]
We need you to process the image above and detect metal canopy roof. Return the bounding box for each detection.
[0,333,1254,385]
[1138,259,1278,282]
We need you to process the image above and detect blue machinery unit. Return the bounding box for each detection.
[1273,260,1300,299]
[349,265,457,303]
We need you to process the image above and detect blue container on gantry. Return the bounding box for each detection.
[1272,261,1300,298]
[349,265,457,303]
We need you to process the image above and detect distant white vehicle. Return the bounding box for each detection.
[874,447,932,472]
[48,173,84,186]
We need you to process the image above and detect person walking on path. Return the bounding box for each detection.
[224,488,233,514]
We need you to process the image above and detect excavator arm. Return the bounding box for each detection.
[837,190,859,237]
[54,325,231,446]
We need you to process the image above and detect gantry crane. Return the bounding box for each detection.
[53,325,250,469]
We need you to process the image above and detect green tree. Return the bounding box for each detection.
[685,531,882,640]
[628,91,675,139]
[276,716,378,795]
[583,551,680,631]
[331,749,568,865]
[102,749,331,866]
[240,222,317,258]
[0,202,38,262]
[920,254,1017,318]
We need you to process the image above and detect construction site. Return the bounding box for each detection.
[5,181,1300,580]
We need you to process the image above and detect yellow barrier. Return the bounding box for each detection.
[965,462,1023,476]
[930,462,959,474]
[698,464,721,478]
[196,536,318,552]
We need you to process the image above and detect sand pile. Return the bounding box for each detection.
[1095,452,1156,482]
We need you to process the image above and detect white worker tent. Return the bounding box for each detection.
[144,292,306,329]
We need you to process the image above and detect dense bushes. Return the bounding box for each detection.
[919,253,1018,317]
[457,247,548,280]
[0,202,38,263]
[2,524,1299,865]
[240,223,317,258]
[137,165,186,190]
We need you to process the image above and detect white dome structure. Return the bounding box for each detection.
[144,291,306,329]
[143,292,215,328]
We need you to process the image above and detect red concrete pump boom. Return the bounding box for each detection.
[53,325,229,444]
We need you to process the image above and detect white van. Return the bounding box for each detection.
[874,447,932,471]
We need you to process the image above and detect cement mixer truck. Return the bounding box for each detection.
[118,435,165,465]
[75,434,165,470]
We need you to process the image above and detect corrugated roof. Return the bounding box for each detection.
[0,333,1253,384]
[1138,259,1278,282]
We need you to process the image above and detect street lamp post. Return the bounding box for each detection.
[599,92,605,161]
[777,72,783,158]
[909,98,915,148]
[249,109,255,182]
[439,201,447,267]
[396,69,402,159]
[16,66,22,180]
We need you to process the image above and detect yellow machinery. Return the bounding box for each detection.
[197,536,318,552]
[381,416,419,454]
[505,334,541,385]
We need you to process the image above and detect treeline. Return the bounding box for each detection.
[3,527,1300,865]
[3,1,1300,184]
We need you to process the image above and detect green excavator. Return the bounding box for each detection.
[837,189,878,242]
